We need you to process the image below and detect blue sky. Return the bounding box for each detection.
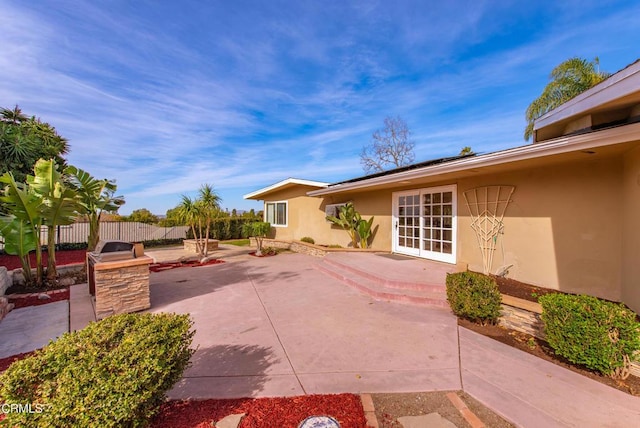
[1,1,638,215]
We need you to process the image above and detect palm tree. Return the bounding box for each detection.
[1,105,28,124]
[524,57,610,141]
[197,184,222,257]
[177,195,202,256]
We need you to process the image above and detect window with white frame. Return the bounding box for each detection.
[265,201,287,226]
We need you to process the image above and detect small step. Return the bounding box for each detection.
[315,261,449,309]
[322,256,447,293]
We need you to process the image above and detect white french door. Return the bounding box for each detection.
[392,185,457,263]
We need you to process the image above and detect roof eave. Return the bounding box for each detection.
[244,178,329,200]
[534,60,640,131]
[307,122,640,197]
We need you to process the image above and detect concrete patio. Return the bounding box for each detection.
[1,248,639,427]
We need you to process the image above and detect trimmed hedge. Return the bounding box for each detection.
[539,293,640,379]
[300,236,315,244]
[446,271,502,324]
[0,313,195,427]
[186,218,256,240]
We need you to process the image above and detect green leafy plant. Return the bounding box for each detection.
[242,221,271,256]
[261,246,284,256]
[29,159,80,280]
[0,312,195,427]
[539,294,640,379]
[66,165,124,251]
[300,236,315,244]
[0,171,44,284]
[356,214,375,249]
[446,271,502,325]
[326,202,359,247]
[326,202,376,248]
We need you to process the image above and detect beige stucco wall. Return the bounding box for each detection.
[262,186,348,246]
[621,146,640,313]
[262,152,639,311]
[319,157,626,303]
[456,157,623,302]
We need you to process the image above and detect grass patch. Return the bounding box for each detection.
[222,239,250,246]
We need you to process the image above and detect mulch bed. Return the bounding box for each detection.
[149,259,225,273]
[6,288,70,309]
[0,351,36,373]
[150,394,367,428]
[491,274,558,303]
[0,249,87,271]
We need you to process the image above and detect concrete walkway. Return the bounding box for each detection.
[1,248,639,427]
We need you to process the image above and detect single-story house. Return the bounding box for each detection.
[245,60,640,313]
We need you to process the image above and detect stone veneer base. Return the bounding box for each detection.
[92,255,152,320]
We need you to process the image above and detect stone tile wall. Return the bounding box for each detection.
[183,239,219,253]
[93,258,151,320]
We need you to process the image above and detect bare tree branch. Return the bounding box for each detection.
[360,116,415,174]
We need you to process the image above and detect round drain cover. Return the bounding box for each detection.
[298,415,340,428]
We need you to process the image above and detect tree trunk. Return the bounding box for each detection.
[47,225,57,281]
[35,231,43,286]
[87,214,100,252]
[204,218,210,257]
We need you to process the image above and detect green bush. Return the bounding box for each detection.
[186,218,256,240]
[539,293,640,378]
[300,236,315,244]
[0,313,195,427]
[446,271,501,324]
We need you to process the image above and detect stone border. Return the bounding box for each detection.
[184,239,219,253]
[499,293,640,377]
[250,238,385,257]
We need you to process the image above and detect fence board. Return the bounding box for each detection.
[0,222,188,250]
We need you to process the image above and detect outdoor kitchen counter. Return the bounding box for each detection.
[90,255,153,320]
[91,255,153,270]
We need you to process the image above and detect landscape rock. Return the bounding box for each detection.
[58,277,76,287]
[0,296,15,322]
[215,413,246,428]
[0,267,11,295]
[398,413,457,428]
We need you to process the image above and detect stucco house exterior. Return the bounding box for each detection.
[245,60,640,313]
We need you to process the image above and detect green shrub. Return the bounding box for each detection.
[261,246,284,256]
[539,293,640,379]
[300,236,315,244]
[186,218,257,240]
[446,271,501,324]
[0,313,195,427]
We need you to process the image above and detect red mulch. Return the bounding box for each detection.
[149,259,225,273]
[7,288,70,309]
[0,351,36,373]
[0,249,87,271]
[150,394,367,428]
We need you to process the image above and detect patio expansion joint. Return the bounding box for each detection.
[245,270,307,395]
[460,365,562,426]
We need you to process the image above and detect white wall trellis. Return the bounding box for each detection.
[463,186,515,275]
